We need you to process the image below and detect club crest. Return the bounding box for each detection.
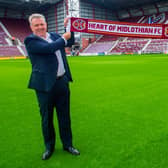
[165,27,168,37]
[72,19,86,31]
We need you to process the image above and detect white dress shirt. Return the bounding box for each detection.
[44,33,67,77]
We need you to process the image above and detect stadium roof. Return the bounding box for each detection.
[0,0,62,12]
[88,0,168,11]
[0,0,168,12]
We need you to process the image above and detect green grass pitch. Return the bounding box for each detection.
[1,54,168,168]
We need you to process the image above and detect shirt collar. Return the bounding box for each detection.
[33,32,50,41]
[45,32,50,41]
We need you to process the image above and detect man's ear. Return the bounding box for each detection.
[30,25,33,31]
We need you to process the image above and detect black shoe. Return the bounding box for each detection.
[42,149,54,160]
[64,146,80,155]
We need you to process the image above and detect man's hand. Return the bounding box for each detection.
[64,17,70,27]
[63,32,71,40]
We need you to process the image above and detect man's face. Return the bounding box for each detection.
[30,17,47,38]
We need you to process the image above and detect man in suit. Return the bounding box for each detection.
[24,13,80,160]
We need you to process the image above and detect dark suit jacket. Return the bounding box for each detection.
[24,32,74,92]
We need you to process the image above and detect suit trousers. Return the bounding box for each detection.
[35,75,72,151]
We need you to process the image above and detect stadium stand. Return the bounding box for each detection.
[0,46,22,57]
[0,26,8,45]
[143,39,168,53]
[0,18,31,43]
[0,0,168,57]
[0,19,28,57]
[97,36,119,42]
[111,40,148,54]
[83,42,115,54]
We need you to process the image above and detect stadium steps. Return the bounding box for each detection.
[108,40,119,53]
[0,21,11,39]
[141,39,151,52]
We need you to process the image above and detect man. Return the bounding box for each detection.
[24,13,80,160]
